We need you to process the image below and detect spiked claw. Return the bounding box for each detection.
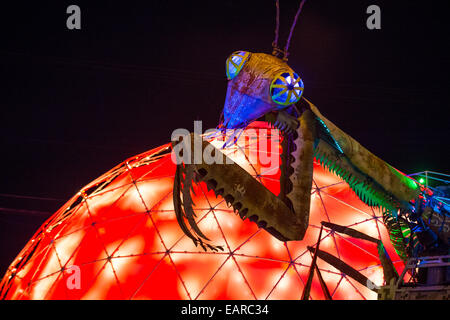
[174,134,309,249]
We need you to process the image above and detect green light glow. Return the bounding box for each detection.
[419,178,425,184]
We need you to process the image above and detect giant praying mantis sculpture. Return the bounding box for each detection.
[172,50,415,246]
[172,2,450,290]
[172,49,450,285]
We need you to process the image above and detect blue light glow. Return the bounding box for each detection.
[271,72,304,106]
[226,51,250,80]
[318,118,344,154]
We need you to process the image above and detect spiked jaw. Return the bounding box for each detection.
[172,134,308,246]
[222,52,299,130]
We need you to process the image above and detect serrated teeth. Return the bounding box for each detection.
[257,220,267,228]
[239,208,248,219]
[232,202,242,212]
[243,212,268,229]
[206,179,217,191]
[224,194,234,207]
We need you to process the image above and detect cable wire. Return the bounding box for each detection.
[284,0,307,60]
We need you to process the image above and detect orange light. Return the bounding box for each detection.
[0,122,402,300]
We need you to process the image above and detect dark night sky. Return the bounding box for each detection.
[0,1,449,275]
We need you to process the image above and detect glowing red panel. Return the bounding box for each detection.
[0,122,403,300]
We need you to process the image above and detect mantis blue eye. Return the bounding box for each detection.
[270,71,304,106]
[225,51,250,80]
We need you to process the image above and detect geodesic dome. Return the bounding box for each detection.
[0,122,403,300]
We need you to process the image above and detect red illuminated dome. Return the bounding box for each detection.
[0,123,403,300]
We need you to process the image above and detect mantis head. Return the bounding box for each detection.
[221,51,304,131]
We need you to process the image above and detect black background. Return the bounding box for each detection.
[0,1,449,276]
